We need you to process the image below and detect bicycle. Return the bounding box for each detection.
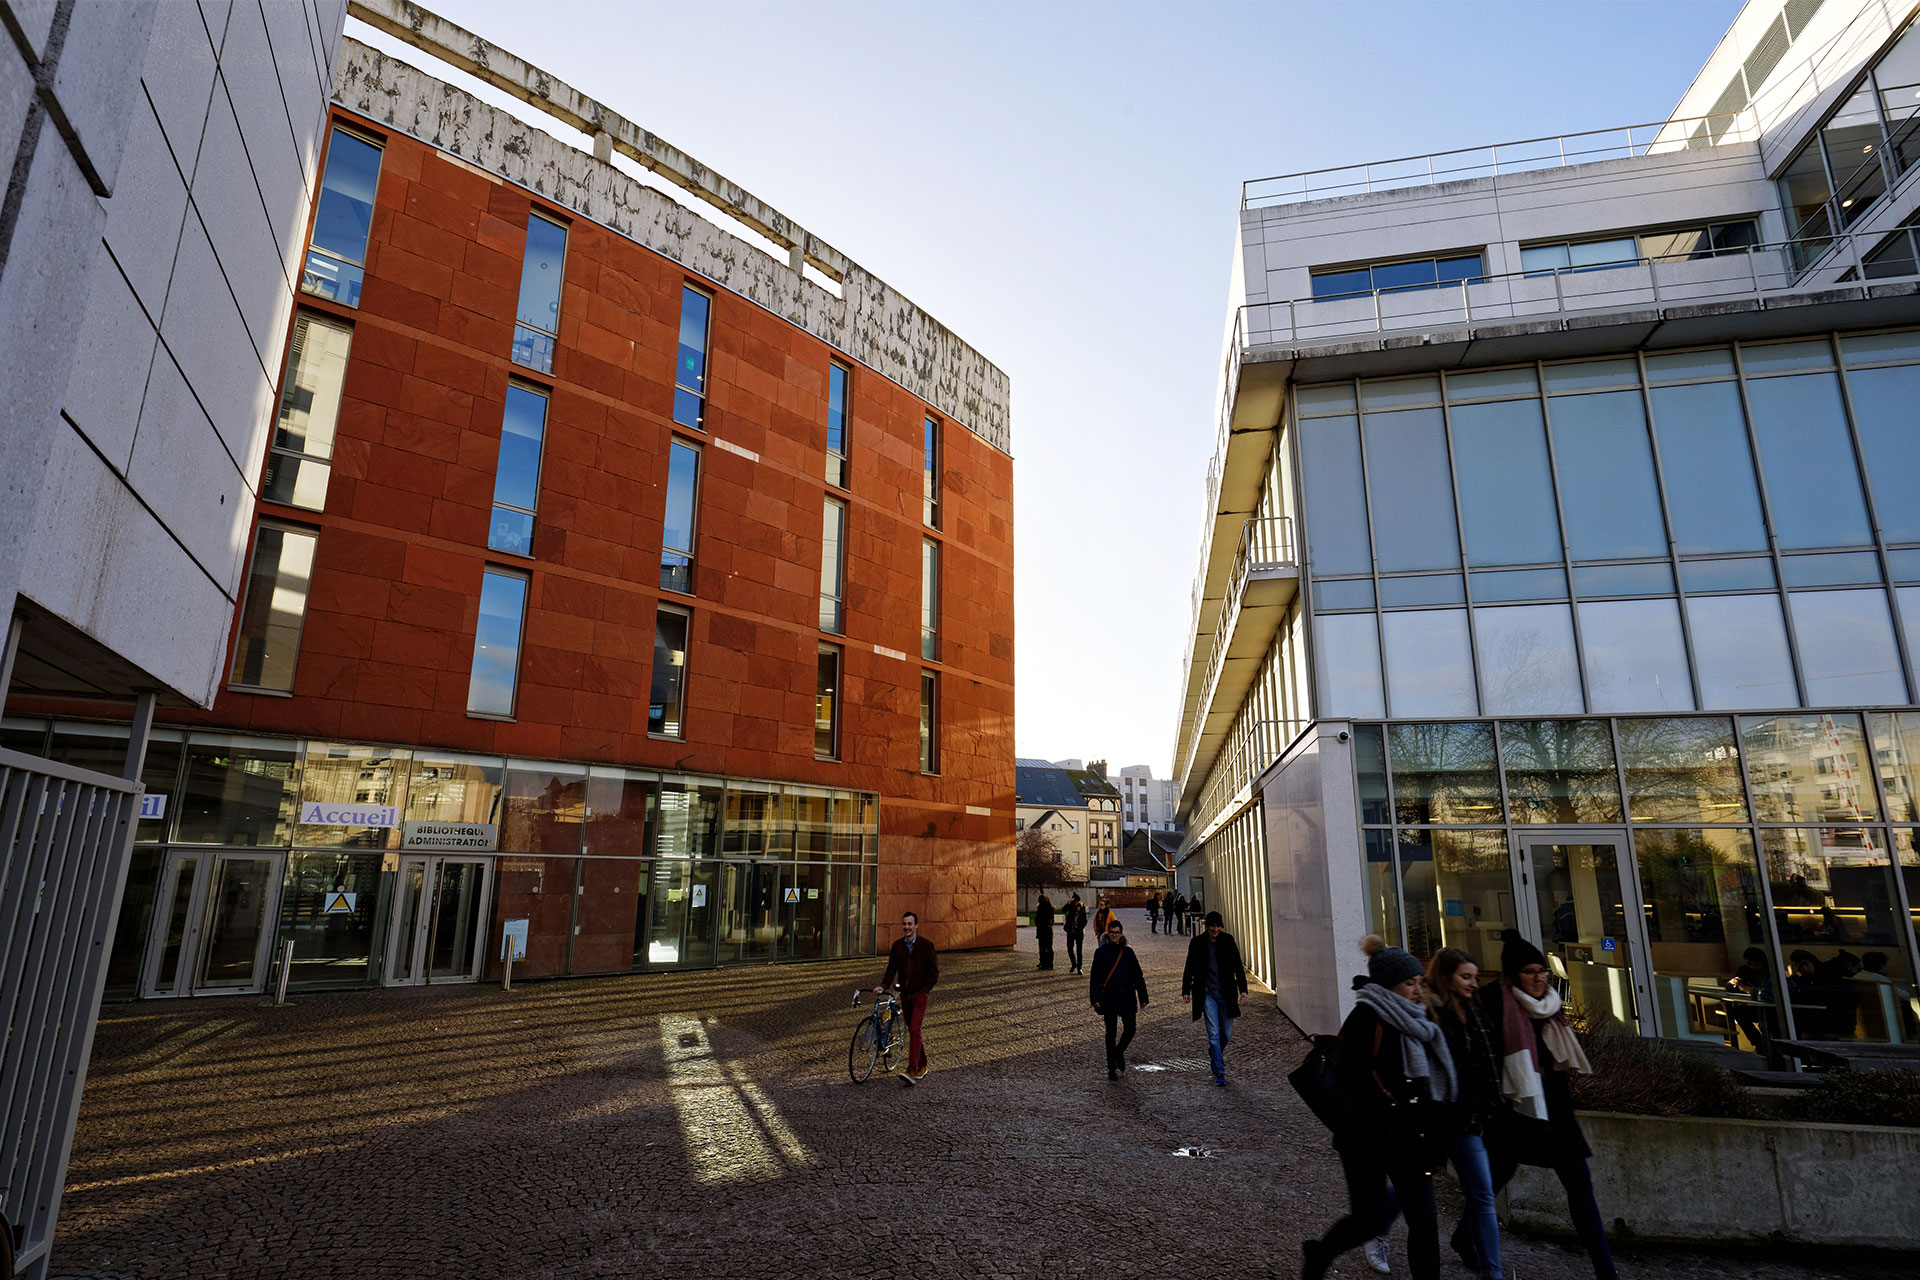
[848,987,905,1083]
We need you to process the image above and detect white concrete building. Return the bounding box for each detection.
[1117,764,1179,833]
[1175,0,1920,1056]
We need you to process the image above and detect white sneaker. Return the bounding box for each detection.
[1364,1234,1391,1274]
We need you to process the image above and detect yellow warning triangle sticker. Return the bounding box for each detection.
[324,892,351,912]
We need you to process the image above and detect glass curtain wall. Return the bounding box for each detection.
[1302,332,1920,724]
[1354,712,1920,1050]
[2,719,883,997]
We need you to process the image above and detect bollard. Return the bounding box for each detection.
[274,939,294,1005]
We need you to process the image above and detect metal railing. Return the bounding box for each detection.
[0,747,143,1280]
[1175,517,1295,792]
[1188,718,1306,841]
[1242,108,1756,208]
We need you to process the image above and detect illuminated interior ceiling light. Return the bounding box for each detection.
[1842,198,1855,207]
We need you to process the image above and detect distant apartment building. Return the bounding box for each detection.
[1016,757,1091,880]
[1118,764,1179,833]
[1173,0,1920,1052]
[11,1,1015,1013]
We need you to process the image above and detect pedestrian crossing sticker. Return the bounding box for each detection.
[322,891,357,914]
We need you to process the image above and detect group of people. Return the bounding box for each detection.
[1086,908,1248,1083]
[1302,929,1615,1280]
[1146,889,1202,935]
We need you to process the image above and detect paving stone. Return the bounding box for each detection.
[49,911,1907,1278]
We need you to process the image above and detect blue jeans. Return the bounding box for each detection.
[1203,992,1234,1079]
[1451,1132,1501,1278]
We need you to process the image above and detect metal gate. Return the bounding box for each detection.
[0,745,142,1280]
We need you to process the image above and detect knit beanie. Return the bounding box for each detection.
[1361,934,1423,987]
[1500,928,1548,979]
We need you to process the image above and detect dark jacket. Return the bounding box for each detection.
[880,934,939,997]
[1480,984,1591,1167]
[1035,899,1055,931]
[1334,1001,1450,1169]
[1089,941,1149,1014]
[1180,931,1248,1021]
[1063,901,1086,935]
[1435,992,1503,1134]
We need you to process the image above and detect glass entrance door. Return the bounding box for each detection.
[1514,832,1650,1034]
[141,851,284,997]
[385,856,492,985]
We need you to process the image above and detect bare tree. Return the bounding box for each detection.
[1016,826,1072,888]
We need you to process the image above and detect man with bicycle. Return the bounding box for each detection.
[875,910,939,1086]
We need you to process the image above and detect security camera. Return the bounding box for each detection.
[1336,730,1350,743]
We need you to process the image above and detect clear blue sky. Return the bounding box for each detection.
[391,0,1745,776]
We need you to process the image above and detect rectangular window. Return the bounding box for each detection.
[650,607,690,738]
[1310,252,1483,300]
[673,287,712,429]
[826,362,850,488]
[488,384,549,557]
[816,644,841,759]
[512,212,567,374]
[919,670,938,773]
[467,568,529,717]
[301,127,383,306]
[263,311,352,511]
[820,496,846,632]
[230,523,318,691]
[923,416,941,529]
[921,538,939,660]
[662,439,700,593]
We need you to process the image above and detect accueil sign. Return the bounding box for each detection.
[299,801,399,828]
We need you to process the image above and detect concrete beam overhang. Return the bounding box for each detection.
[1176,566,1297,812]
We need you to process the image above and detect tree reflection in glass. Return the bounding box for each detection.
[1388,722,1502,824]
[1500,719,1622,823]
[1618,717,1749,823]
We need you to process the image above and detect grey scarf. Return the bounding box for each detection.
[1355,982,1457,1104]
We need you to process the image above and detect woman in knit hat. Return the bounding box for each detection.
[1301,935,1458,1280]
[1485,929,1616,1280]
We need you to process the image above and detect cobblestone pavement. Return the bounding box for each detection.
[52,911,1904,1279]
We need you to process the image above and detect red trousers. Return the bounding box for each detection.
[903,990,930,1075]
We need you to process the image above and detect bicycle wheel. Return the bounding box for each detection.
[879,1015,904,1073]
[849,1016,880,1083]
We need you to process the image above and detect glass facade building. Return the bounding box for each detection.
[2,717,880,1000]
[1176,1,1920,1051]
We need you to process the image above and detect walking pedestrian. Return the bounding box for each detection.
[1486,930,1616,1280]
[1064,893,1088,973]
[1147,894,1161,934]
[1301,934,1457,1280]
[1181,910,1249,1085]
[1163,889,1177,936]
[874,911,939,1087]
[1172,891,1187,935]
[1094,896,1116,939]
[1426,947,1504,1279]
[1035,892,1056,970]
[1089,917,1148,1080]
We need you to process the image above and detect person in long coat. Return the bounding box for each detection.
[1180,910,1249,1085]
[1089,917,1149,1080]
[1034,893,1056,970]
[1302,935,1458,1280]
[1484,930,1616,1280]
[1063,894,1088,973]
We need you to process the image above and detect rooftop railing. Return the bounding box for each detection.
[1241,108,1756,209]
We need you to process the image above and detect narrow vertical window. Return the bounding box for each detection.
[923,415,941,528]
[826,362,850,488]
[488,384,548,557]
[673,286,712,429]
[662,439,700,593]
[651,607,690,737]
[921,538,940,660]
[467,569,529,716]
[230,523,319,691]
[263,312,352,511]
[919,670,939,773]
[820,496,846,633]
[816,644,842,759]
[301,127,383,306]
[512,212,567,374]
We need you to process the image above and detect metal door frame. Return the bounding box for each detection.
[139,849,285,998]
[384,854,492,985]
[1509,826,1657,1035]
